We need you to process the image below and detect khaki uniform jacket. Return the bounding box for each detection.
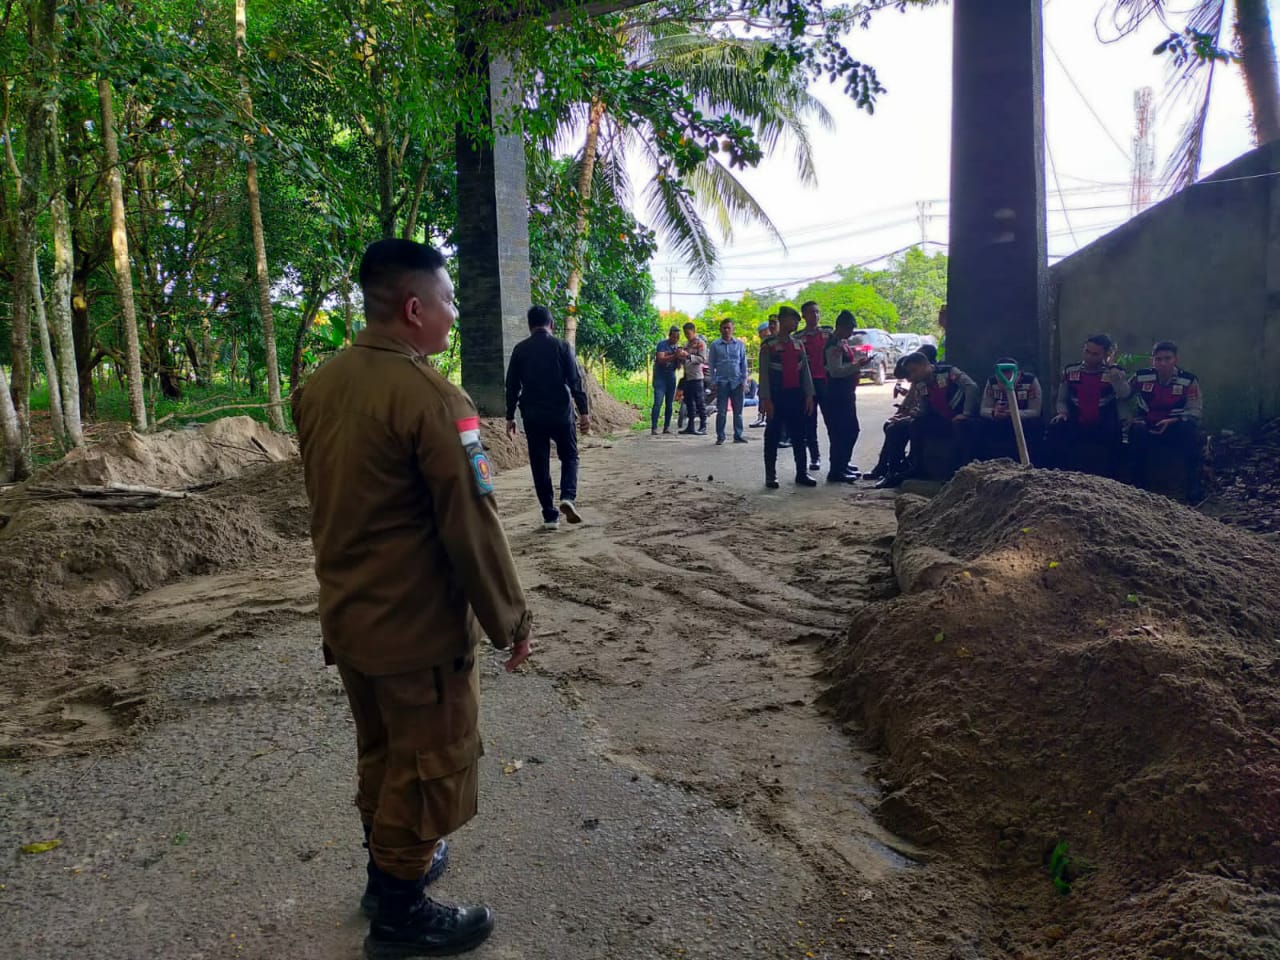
[293,328,532,675]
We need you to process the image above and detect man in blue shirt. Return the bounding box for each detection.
[708,318,749,445]
[651,326,683,435]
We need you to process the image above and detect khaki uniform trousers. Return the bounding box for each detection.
[337,652,482,881]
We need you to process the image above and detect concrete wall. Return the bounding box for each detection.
[1048,142,1280,432]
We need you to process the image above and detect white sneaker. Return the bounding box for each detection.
[559,500,583,524]
[542,519,560,530]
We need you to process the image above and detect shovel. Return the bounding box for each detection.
[995,362,1031,467]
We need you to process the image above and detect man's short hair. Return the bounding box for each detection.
[719,317,733,327]
[668,325,681,335]
[902,351,930,369]
[358,239,446,297]
[919,343,938,363]
[1152,340,1178,356]
[835,310,855,327]
[527,305,553,330]
[1086,334,1113,353]
[777,306,801,323]
[800,300,818,313]
[683,321,697,332]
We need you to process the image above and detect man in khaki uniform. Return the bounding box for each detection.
[293,239,533,958]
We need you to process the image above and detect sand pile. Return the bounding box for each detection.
[583,370,640,434]
[30,417,295,490]
[825,461,1280,959]
[479,418,527,470]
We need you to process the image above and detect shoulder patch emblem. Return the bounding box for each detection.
[456,416,494,496]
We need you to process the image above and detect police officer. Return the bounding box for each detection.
[877,351,979,487]
[867,344,935,484]
[1045,334,1131,476]
[293,239,532,958]
[1127,340,1204,500]
[823,310,868,483]
[797,300,831,473]
[760,305,816,489]
[978,357,1043,463]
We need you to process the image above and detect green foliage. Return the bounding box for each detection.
[1049,841,1073,895]
[792,275,899,330]
[528,155,661,371]
[849,247,949,333]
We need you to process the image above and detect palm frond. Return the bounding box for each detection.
[683,156,784,247]
[642,172,718,291]
[1158,0,1226,190]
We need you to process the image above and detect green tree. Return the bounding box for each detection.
[792,274,899,330]
[849,247,947,333]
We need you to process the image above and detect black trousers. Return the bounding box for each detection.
[764,389,809,480]
[978,417,1043,465]
[823,381,860,477]
[681,378,707,430]
[1045,418,1122,477]
[874,418,912,476]
[1128,419,1202,500]
[804,378,831,464]
[524,417,579,522]
[908,414,974,481]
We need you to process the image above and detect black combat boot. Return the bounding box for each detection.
[362,826,450,918]
[365,872,493,959]
[795,473,818,487]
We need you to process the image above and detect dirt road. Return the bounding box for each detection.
[1,409,989,960]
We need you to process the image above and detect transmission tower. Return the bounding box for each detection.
[1130,87,1156,215]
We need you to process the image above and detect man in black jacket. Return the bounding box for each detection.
[505,306,591,529]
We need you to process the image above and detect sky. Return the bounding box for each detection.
[646,0,1264,316]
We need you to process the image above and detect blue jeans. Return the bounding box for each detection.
[651,370,676,430]
[715,381,745,441]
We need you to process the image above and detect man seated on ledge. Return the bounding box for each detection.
[1045,334,1130,477]
[1127,340,1204,502]
[877,351,979,488]
[978,357,1043,464]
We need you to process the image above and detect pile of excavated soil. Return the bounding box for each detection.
[30,416,295,489]
[584,370,640,434]
[0,457,312,755]
[1203,417,1280,537]
[824,461,1280,960]
[479,418,527,470]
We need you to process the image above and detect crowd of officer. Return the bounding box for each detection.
[864,334,1204,501]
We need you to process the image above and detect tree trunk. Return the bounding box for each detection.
[375,128,395,239]
[31,252,64,447]
[289,286,325,395]
[98,76,148,430]
[40,3,83,447]
[402,152,431,240]
[1236,0,1280,143]
[0,364,23,482]
[563,99,607,350]
[236,0,286,431]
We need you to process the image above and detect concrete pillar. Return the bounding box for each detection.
[456,50,532,416]
[946,0,1048,382]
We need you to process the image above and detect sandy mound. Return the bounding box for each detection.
[824,462,1280,959]
[31,417,295,489]
[479,418,527,470]
[584,370,640,434]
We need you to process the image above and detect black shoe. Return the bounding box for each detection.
[365,874,493,958]
[678,428,697,435]
[826,474,857,485]
[733,436,749,444]
[874,473,905,490]
[695,428,707,436]
[765,477,780,490]
[778,440,792,449]
[865,466,887,481]
[365,899,494,958]
[362,839,450,918]
[715,438,725,446]
[795,474,818,487]
[809,459,822,472]
[662,427,672,435]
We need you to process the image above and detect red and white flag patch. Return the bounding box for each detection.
[456,416,493,496]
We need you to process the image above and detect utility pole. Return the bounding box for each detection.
[916,201,931,247]
[665,267,674,313]
[1130,87,1156,215]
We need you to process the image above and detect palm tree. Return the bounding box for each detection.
[552,18,833,347]
[1100,0,1280,189]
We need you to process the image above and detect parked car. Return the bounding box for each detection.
[850,328,900,385]
[891,333,923,357]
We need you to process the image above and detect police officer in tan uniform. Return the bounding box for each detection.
[293,239,533,958]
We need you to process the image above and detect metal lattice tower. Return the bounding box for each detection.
[1130,87,1156,214]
